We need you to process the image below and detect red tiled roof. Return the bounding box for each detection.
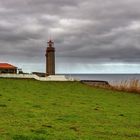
[0,63,17,69]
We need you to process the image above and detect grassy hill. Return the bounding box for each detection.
[0,78,140,140]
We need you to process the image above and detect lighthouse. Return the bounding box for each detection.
[46,40,55,75]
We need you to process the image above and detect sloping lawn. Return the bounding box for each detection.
[0,78,140,140]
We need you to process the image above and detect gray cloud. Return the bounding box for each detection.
[0,0,140,73]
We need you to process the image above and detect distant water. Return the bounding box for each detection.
[64,74,140,85]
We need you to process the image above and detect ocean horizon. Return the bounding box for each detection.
[62,74,140,85]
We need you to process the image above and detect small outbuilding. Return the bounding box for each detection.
[0,63,17,74]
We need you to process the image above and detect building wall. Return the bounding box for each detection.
[0,68,17,74]
[0,74,75,81]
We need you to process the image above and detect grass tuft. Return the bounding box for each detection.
[31,128,47,134]
[13,135,46,140]
[0,104,7,107]
[13,135,30,140]
[32,105,42,108]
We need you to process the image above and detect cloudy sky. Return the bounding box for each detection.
[0,0,140,73]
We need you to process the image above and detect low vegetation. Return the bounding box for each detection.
[111,79,140,94]
[0,78,140,140]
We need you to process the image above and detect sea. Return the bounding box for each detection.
[64,74,140,85]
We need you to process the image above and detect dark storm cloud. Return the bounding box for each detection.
[0,0,140,68]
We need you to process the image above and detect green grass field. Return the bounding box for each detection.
[0,78,140,140]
